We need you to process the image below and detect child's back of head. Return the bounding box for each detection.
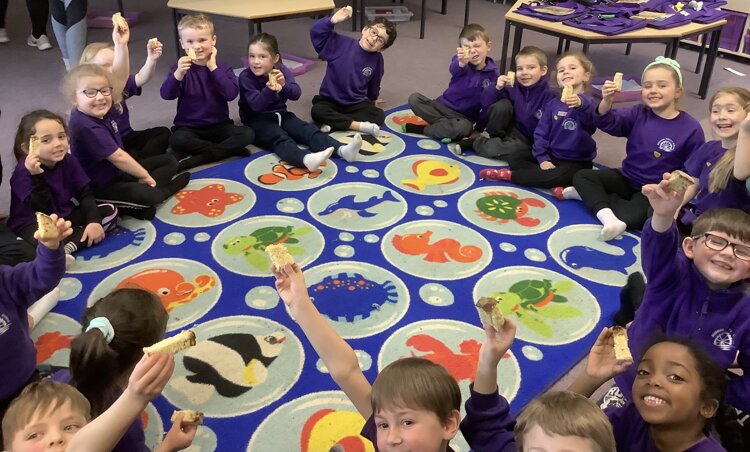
[2,380,90,451]
[70,288,168,417]
[515,391,615,452]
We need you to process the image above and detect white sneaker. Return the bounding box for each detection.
[27,34,52,51]
[0,29,8,43]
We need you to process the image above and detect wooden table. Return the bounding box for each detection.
[351,0,472,39]
[500,0,725,99]
[166,0,335,58]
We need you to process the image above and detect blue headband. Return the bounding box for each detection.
[643,56,683,87]
[85,317,115,344]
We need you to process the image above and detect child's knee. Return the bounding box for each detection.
[169,130,193,150]
[235,126,255,145]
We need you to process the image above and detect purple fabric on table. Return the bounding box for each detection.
[514,1,587,21]
[563,14,648,35]
[692,8,731,24]
[632,6,694,29]
[590,0,672,14]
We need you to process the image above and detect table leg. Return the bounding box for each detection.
[582,41,590,54]
[625,43,632,55]
[117,0,124,14]
[511,25,523,61]
[352,0,358,31]
[556,38,563,55]
[564,39,571,51]
[172,8,181,59]
[669,38,678,60]
[442,0,448,14]
[699,28,721,99]
[361,0,366,32]
[500,20,511,73]
[664,41,672,57]
[695,33,707,73]
[465,0,471,26]
[420,0,427,39]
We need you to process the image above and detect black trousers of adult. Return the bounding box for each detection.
[94,154,178,210]
[0,221,35,265]
[169,120,254,161]
[0,0,48,37]
[474,99,531,160]
[246,112,342,168]
[407,92,473,140]
[311,95,384,131]
[573,168,650,230]
[18,204,118,249]
[122,127,171,160]
[507,149,593,189]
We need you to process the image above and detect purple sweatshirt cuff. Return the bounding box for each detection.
[466,383,504,411]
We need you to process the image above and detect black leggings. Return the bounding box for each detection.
[122,127,171,160]
[573,168,650,230]
[0,222,35,265]
[507,149,592,189]
[0,0,48,37]
[311,95,384,131]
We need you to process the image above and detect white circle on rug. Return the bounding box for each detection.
[379,319,521,403]
[473,266,600,345]
[156,178,255,227]
[244,153,337,192]
[384,154,475,196]
[88,258,221,332]
[31,313,80,368]
[246,391,374,452]
[69,218,156,274]
[212,216,324,276]
[382,220,492,280]
[142,403,164,451]
[308,182,407,232]
[299,261,410,339]
[548,225,642,287]
[164,316,304,418]
[330,130,406,162]
[458,187,559,235]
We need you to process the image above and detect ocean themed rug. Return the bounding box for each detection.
[34,107,642,451]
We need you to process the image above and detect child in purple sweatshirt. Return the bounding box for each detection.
[310,8,396,136]
[456,46,557,160]
[238,33,363,171]
[405,24,498,141]
[478,52,598,193]
[678,87,750,234]
[0,214,69,443]
[160,14,255,171]
[568,56,705,241]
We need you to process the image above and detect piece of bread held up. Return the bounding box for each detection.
[148,38,159,49]
[266,243,294,269]
[143,330,196,356]
[187,48,197,60]
[667,170,694,192]
[112,12,128,32]
[612,326,632,361]
[560,84,573,102]
[267,70,278,89]
[29,136,41,156]
[613,72,623,91]
[343,5,353,17]
[475,297,505,331]
[506,71,515,88]
[171,409,204,425]
[35,212,59,241]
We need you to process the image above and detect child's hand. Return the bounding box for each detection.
[374,98,385,108]
[565,94,582,108]
[331,7,351,24]
[25,153,43,175]
[642,174,685,217]
[147,39,163,61]
[495,74,508,90]
[207,46,218,71]
[126,353,175,405]
[457,47,470,66]
[112,21,130,46]
[139,175,157,187]
[34,214,73,250]
[158,412,198,452]
[540,161,556,170]
[585,327,632,381]
[273,263,312,312]
[600,80,617,100]
[81,223,105,247]
[271,69,285,89]
[478,319,516,369]
[174,56,192,80]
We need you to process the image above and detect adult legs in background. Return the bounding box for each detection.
[50,0,87,68]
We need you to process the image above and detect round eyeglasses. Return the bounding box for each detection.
[691,233,750,262]
[80,87,113,98]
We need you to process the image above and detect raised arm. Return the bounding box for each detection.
[568,327,632,397]
[735,112,750,180]
[111,23,131,94]
[135,39,163,87]
[273,264,374,419]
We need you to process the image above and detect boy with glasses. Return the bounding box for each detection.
[608,175,750,415]
[310,7,397,136]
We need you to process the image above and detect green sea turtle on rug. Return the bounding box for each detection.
[223,225,312,270]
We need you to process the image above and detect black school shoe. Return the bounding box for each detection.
[613,272,646,327]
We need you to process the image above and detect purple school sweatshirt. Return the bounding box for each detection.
[0,245,65,400]
[594,105,704,186]
[459,386,516,452]
[160,61,239,127]
[615,219,750,411]
[311,17,384,105]
[51,370,148,452]
[238,63,301,123]
[69,108,124,191]
[682,140,750,226]
[532,94,597,163]
[481,76,557,142]
[606,403,725,451]
[436,55,498,122]
[111,74,141,137]
[8,156,91,233]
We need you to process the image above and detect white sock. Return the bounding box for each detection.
[562,187,582,200]
[27,287,61,330]
[338,133,362,162]
[65,254,75,270]
[320,124,332,133]
[596,208,627,241]
[358,122,380,136]
[302,147,335,171]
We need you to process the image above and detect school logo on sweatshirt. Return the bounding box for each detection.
[482,78,492,89]
[535,109,543,119]
[711,328,734,351]
[562,119,577,131]
[110,119,119,133]
[362,66,373,77]
[657,137,675,153]
[0,314,10,335]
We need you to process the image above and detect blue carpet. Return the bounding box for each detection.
[33,106,642,451]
